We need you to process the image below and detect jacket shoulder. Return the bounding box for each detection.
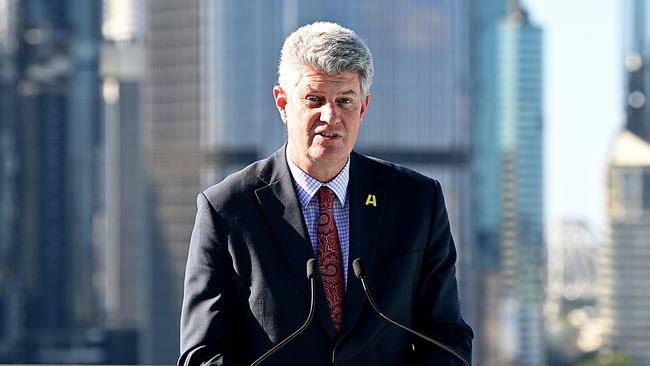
[200,156,273,209]
[357,153,440,192]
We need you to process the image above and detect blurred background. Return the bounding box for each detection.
[0,0,647,365]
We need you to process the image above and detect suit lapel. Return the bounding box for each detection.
[254,148,337,339]
[339,152,386,338]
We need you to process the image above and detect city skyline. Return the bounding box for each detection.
[0,0,639,365]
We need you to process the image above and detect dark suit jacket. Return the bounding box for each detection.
[178,147,473,366]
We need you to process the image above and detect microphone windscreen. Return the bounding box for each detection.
[306,258,316,279]
[352,258,365,278]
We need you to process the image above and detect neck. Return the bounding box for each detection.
[287,150,347,183]
[306,165,344,183]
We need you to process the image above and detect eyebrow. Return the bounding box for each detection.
[303,88,358,96]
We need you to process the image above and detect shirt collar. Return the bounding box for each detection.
[286,152,349,208]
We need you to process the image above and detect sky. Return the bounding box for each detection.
[524,0,623,232]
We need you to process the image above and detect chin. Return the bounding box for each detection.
[310,147,347,161]
[314,156,350,170]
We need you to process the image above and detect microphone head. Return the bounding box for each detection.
[352,258,365,279]
[306,258,316,279]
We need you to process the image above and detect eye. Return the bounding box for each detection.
[337,98,352,105]
[337,97,356,108]
[306,95,324,105]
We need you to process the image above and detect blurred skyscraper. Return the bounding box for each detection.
[472,1,545,365]
[469,0,506,364]
[0,0,19,360]
[99,0,146,362]
[0,0,103,362]
[141,1,281,362]
[599,2,650,363]
[471,0,507,273]
[142,0,476,363]
[623,0,650,143]
[497,3,545,365]
[602,130,650,366]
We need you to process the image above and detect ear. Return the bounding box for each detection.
[359,93,371,124]
[273,85,288,124]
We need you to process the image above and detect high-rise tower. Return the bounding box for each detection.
[601,130,650,366]
[0,0,20,360]
[469,0,507,363]
[623,0,650,143]
[99,0,146,362]
[4,0,103,362]
[472,1,545,365]
[599,2,650,364]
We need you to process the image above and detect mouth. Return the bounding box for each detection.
[316,132,339,138]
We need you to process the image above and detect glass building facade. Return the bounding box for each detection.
[471,0,507,271]
[0,0,103,362]
[471,1,545,365]
[469,1,507,364]
[99,0,146,361]
[602,131,650,366]
[0,0,19,360]
[472,1,545,365]
[599,2,650,363]
[623,0,650,143]
[496,8,545,366]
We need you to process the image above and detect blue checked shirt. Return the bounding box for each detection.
[286,153,350,287]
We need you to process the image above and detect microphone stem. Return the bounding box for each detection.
[251,277,316,366]
[359,276,472,366]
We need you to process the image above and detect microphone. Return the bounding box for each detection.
[352,258,472,366]
[251,259,317,366]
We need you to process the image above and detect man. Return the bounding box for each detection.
[179,22,473,366]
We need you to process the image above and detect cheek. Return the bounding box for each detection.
[302,113,320,131]
[344,116,362,134]
[287,116,311,139]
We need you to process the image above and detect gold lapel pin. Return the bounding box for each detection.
[365,194,377,207]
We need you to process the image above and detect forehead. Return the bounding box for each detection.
[294,69,360,94]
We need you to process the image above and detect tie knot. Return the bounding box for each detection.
[319,186,336,207]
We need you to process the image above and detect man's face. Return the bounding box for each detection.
[273,68,370,180]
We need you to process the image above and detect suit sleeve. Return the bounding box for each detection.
[412,180,474,365]
[178,193,240,366]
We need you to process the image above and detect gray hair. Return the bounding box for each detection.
[278,22,374,97]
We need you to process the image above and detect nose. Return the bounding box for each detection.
[319,102,340,125]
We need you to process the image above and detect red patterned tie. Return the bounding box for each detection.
[317,186,345,333]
